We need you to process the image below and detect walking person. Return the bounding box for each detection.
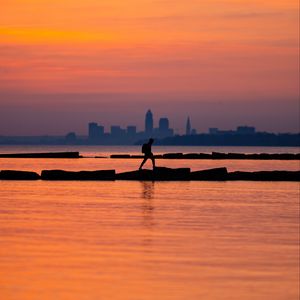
[139,138,155,170]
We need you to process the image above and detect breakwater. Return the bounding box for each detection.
[0,152,81,158]
[1,167,299,181]
[0,151,299,160]
[111,152,300,160]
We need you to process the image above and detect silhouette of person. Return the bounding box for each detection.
[139,138,155,170]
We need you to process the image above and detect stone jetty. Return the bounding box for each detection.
[1,168,299,181]
[0,151,298,160]
[110,152,300,160]
[0,152,81,158]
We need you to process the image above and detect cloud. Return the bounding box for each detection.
[221,11,291,19]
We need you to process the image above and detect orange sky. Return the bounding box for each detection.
[0,0,299,134]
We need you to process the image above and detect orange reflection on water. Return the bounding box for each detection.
[0,181,299,300]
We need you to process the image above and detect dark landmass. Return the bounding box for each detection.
[1,168,299,181]
[152,133,300,146]
[0,152,81,158]
[0,132,299,146]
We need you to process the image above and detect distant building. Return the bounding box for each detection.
[156,117,173,138]
[88,122,104,140]
[209,126,256,135]
[127,126,137,136]
[191,129,197,135]
[159,118,169,131]
[88,122,97,139]
[236,126,256,134]
[111,126,125,137]
[98,125,104,136]
[186,117,191,135]
[65,132,77,143]
[209,128,219,135]
[145,109,153,136]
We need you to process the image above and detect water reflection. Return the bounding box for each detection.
[140,181,155,230]
[141,181,155,200]
[0,181,299,299]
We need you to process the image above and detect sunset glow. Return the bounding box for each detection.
[0,3,299,298]
[0,0,299,134]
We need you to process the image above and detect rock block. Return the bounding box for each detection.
[41,170,115,180]
[0,170,40,180]
[183,153,201,159]
[110,154,131,158]
[0,152,80,158]
[190,167,228,180]
[228,170,300,181]
[211,152,227,159]
[153,167,190,180]
[162,153,184,159]
[116,169,154,180]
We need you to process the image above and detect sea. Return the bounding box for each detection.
[0,145,299,300]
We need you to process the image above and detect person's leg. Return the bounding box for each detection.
[139,157,148,170]
[150,154,155,169]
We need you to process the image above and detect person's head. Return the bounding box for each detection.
[148,138,154,144]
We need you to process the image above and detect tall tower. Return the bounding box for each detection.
[186,117,191,135]
[159,118,169,131]
[145,109,153,135]
[88,122,98,140]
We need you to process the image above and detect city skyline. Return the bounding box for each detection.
[0,0,299,135]
[87,110,177,144]
[84,110,267,145]
[89,109,176,137]
[0,107,268,138]
[0,98,299,136]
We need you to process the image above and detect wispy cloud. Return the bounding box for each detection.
[221,11,290,19]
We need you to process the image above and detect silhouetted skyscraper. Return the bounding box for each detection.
[159,118,169,131]
[89,122,104,140]
[145,109,153,135]
[111,126,125,137]
[156,117,173,138]
[127,126,137,136]
[186,117,191,135]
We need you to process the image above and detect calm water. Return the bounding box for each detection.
[0,145,299,173]
[0,146,299,300]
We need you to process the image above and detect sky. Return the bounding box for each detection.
[0,0,299,135]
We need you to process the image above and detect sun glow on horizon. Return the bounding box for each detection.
[0,0,299,134]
